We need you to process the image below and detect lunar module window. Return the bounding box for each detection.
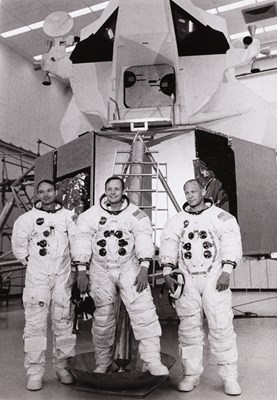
[124,64,175,108]
[70,9,118,63]
[170,1,229,56]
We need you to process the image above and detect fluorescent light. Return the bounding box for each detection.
[230,26,267,40]
[1,26,31,38]
[0,2,108,39]
[206,8,218,14]
[33,45,75,61]
[217,0,255,13]
[230,31,248,39]
[264,24,277,32]
[90,1,109,12]
[69,7,91,18]
[29,21,44,30]
[256,27,265,34]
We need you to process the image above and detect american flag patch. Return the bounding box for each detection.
[217,211,233,222]
[133,209,147,220]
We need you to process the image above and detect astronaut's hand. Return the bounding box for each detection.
[216,271,230,292]
[134,266,149,293]
[77,270,89,294]
[164,274,180,294]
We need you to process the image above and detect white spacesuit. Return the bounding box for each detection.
[11,201,77,382]
[71,194,168,375]
[159,199,242,391]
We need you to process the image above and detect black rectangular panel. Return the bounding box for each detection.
[242,3,276,24]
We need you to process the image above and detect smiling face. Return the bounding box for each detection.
[105,178,124,207]
[37,181,57,208]
[184,180,206,211]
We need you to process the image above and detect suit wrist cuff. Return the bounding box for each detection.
[162,265,173,276]
[140,261,150,269]
[77,265,87,272]
[222,264,233,274]
[222,259,237,269]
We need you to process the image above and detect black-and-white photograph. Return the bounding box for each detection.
[0,1,277,399]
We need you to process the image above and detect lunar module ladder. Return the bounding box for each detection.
[112,136,172,287]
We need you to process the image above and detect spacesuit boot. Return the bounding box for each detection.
[92,341,113,373]
[91,302,116,373]
[178,374,200,392]
[92,343,113,373]
[56,369,75,385]
[218,363,241,396]
[26,374,43,391]
[139,337,169,376]
[178,346,203,392]
[53,334,76,384]
[223,379,241,396]
[142,361,169,376]
[93,364,112,373]
[24,336,46,390]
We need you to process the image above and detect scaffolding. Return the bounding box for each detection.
[0,140,37,296]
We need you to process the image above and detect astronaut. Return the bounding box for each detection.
[71,176,168,376]
[159,179,242,396]
[11,180,77,391]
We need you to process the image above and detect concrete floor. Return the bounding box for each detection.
[0,297,276,400]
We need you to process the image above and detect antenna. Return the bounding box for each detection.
[43,11,73,38]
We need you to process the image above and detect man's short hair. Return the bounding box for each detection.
[105,176,125,190]
[183,179,204,191]
[36,179,56,191]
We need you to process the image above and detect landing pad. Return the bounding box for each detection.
[68,352,175,397]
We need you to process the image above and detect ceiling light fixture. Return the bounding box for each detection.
[207,0,270,15]
[230,25,266,40]
[217,0,256,13]
[33,44,75,62]
[230,31,248,39]
[69,7,91,18]
[1,26,31,38]
[90,1,109,12]
[207,8,218,14]
[0,1,109,38]
[29,21,44,30]
[256,27,265,34]
[264,24,277,32]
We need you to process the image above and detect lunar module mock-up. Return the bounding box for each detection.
[38,0,277,258]
[33,0,277,395]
